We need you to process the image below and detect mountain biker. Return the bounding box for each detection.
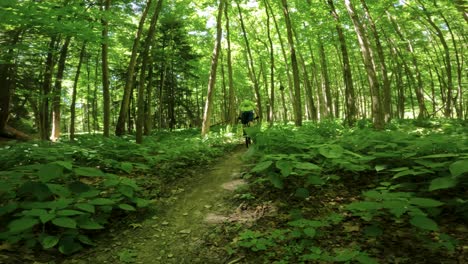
[239,99,256,125]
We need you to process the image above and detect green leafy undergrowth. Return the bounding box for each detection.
[0,129,236,255]
[234,119,467,263]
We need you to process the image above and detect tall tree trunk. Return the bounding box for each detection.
[39,36,59,140]
[0,30,20,134]
[345,0,383,129]
[318,42,333,118]
[235,0,262,120]
[136,0,164,143]
[263,0,275,125]
[418,0,454,117]
[281,0,302,126]
[327,0,356,126]
[101,0,111,137]
[386,10,428,119]
[70,42,86,141]
[359,0,391,123]
[266,0,293,122]
[115,0,153,136]
[144,63,154,135]
[0,64,12,134]
[201,0,225,136]
[440,13,463,119]
[224,2,236,126]
[51,36,71,141]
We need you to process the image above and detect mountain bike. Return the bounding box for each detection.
[239,116,258,148]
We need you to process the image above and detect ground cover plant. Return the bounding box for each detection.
[230,119,468,263]
[0,129,236,258]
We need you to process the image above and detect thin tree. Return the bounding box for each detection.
[51,36,72,141]
[280,0,302,126]
[201,0,225,136]
[224,1,236,125]
[115,0,153,136]
[136,0,164,144]
[101,0,111,137]
[327,0,356,126]
[344,0,383,129]
[70,42,87,141]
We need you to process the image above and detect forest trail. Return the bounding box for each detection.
[64,147,247,264]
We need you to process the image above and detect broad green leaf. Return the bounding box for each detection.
[68,181,91,194]
[75,203,95,213]
[22,208,48,217]
[409,198,444,207]
[78,220,105,230]
[346,201,382,211]
[356,254,379,264]
[276,160,293,177]
[374,165,387,172]
[53,160,73,171]
[38,164,64,183]
[8,217,39,233]
[88,198,115,205]
[48,198,74,210]
[118,204,136,211]
[319,144,344,159]
[74,167,105,177]
[303,227,316,238]
[294,162,321,171]
[120,162,133,173]
[40,212,56,224]
[334,248,358,261]
[118,185,134,198]
[449,159,468,177]
[18,181,52,201]
[47,183,71,197]
[133,197,152,208]
[57,210,85,216]
[428,177,457,191]
[268,173,283,189]
[417,153,459,159]
[120,178,139,190]
[58,236,82,255]
[52,217,77,229]
[410,215,438,231]
[294,188,310,199]
[41,235,59,249]
[0,203,18,216]
[251,160,273,173]
[77,235,95,246]
[363,225,382,237]
[306,175,325,185]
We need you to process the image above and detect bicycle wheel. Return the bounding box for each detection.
[245,136,251,148]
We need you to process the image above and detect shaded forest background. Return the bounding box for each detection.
[0,0,466,142]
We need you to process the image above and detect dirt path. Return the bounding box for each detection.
[64,147,247,264]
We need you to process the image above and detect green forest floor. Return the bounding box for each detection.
[57,147,248,264]
[1,119,468,264]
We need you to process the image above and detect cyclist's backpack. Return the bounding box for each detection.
[241,111,251,125]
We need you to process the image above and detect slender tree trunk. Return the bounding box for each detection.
[263,0,275,125]
[266,0,293,122]
[345,0,383,129]
[201,0,225,136]
[279,84,288,123]
[101,0,111,137]
[360,0,391,123]
[136,0,164,143]
[440,14,463,119]
[453,0,468,23]
[51,36,71,141]
[115,0,153,136]
[0,64,12,134]
[318,42,333,118]
[70,42,86,141]
[281,0,302,126]
[327,0,356,126]
[224,2,236,125]
[418,1,454,117]
[235,0,262,121]
[39,36,59,140]
[144,63,154,135]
